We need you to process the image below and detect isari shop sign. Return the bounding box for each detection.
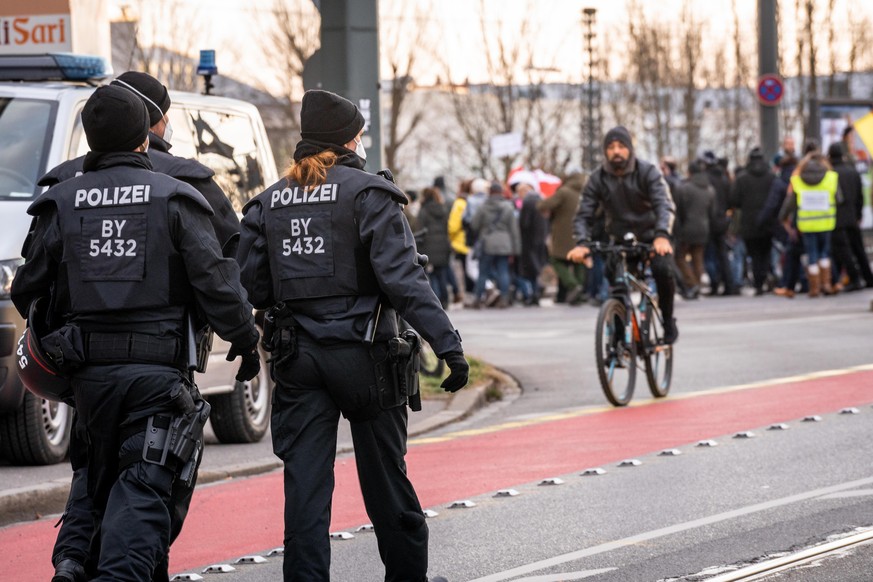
[0,15,70,53]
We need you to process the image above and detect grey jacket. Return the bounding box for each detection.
[471,195,520,256]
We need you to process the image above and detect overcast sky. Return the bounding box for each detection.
[110,0,873,93]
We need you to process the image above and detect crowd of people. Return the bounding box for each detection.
[409,129,872,314]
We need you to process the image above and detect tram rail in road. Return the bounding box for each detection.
[705,528,873,581]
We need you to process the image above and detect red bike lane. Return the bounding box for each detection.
[3,368,872,579]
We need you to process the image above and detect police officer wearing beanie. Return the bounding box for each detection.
[567,125,679,343]
[237,89,468,581]
[33,72,244,582]
[11,85,261,582]
[40,71,241,258]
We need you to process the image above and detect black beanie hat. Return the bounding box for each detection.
[111,71,171,126]
[749,146,764,161]
[603,126,633,152]
[81,85,150,153]
[300,90,365,146]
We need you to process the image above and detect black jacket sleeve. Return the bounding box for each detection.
[185,176,241,258]
[573,173,601,244]
[357,188,462,357]
[237,200,275,311]
[170,197,259,350]
[10,204,62,318]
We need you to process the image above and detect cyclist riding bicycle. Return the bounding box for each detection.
[567,126,680,344]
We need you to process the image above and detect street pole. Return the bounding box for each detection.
[303,0,383,171]
[758,0,780,161]
[582,8,599,173]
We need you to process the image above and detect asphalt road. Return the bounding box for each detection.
[1,289,872,581]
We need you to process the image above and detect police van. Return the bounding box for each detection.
[0,53,278,465]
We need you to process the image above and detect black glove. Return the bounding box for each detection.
[226,342,260,382]
[440,352,469,393]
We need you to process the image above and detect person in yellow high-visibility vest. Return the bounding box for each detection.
[779,150,843,297]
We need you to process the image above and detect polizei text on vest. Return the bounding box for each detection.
[75,185,151,208]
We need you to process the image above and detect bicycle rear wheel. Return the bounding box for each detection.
[643,303,673,397]
[595,298,636,406]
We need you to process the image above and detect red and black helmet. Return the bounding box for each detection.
[15,297,72,404]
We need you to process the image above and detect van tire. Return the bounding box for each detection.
[209,346,272,444]
[0,392,72,465]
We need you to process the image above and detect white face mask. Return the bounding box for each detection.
[162,119,173,143]
[355,137,367,160]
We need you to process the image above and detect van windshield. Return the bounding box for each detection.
[0,98,56,201]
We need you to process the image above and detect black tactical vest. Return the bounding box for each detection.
[33,166,212,314]
[251,165,406,302]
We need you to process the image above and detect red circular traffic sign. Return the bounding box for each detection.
[757,74,784,106]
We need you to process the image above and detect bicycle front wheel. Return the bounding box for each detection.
[595,298,636,406]
[643,303,673,398]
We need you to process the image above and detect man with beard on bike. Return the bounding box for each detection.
[566,126,679,343]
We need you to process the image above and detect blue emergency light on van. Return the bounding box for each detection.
[197,50,218,76]
[0,53,109,82]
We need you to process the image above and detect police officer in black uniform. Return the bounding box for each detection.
[11,85,261,582]
[40,71,241,257]
[34,71,244,582]
[237,90,468,581]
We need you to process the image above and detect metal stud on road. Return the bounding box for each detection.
[356,524,375,532]
[266,547,284,557]
[495,489,520,497]
[802,415,822,422]
[696,440,718,447]
[202,564,236,574]
[733,431,756,439]
[448,499,477,509]
[171,575,204,581]
[539,477,565,486]
[840,407,860,415]
[329,531,354,540]
[659,449,682,456]
[235,556,267,565]
[581,467,606,476]
[424,509,439,518]
[768,423,790,431]
[618,459,642,467]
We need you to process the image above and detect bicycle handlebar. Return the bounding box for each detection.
[585,240,653,256]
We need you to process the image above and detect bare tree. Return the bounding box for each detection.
[380,0,435,182]
[846,13,873,95]
[259,0,320,123]
[678,0,704,164]
[114,0,203,92]
[437,0,573,179]
[625,0,677,161]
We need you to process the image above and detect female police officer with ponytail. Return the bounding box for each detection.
[237,90,468,581]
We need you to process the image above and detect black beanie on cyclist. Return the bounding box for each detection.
[603,126,633,153]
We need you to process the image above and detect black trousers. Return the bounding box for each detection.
[72,364,188,582]
[54,387,200,582]
[744,236,773,291]
[606,252,676,322]
[271,332,428,582]
[847,226,873,286]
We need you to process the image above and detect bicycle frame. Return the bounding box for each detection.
[603,245,658,353]
[589,238,673,405]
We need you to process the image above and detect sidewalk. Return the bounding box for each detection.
[0,376,498,527]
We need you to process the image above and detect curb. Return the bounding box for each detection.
[0,372,505,527]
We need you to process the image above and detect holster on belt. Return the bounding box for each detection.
[373,329,422,411]
[263,302,298,367]
[139,381,210,488]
